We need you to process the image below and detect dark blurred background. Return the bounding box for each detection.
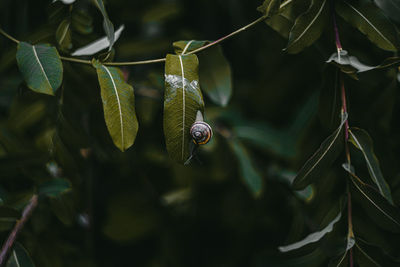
[0,0,400,266]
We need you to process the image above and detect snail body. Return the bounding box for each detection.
[190,111,212,145]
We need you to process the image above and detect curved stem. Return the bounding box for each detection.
[1,14,267,67]
[0,195,38,266]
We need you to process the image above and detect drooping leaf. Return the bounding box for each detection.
[56,19,72,51]
[349,128,393,204]
[343,163,400,232]
[6,243,35,267]
[0,206,19,231]
[265,0,311,39]
[38,178,72,198]
[374,0,400,23]
[173,40,233,106]
[285,0,328,54]
[16,42,63,96]
[93,61,139,151]
[335,0,400,51]
[71,25,124,56]
[292,112,347,190]
[163,54,204,163]
[257,0,282,18]
[229,139,263,197]
[327,50,400,79]
[93,0,115,51]
[279,212,341,252]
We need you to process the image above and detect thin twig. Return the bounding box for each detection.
[1,14,267,67]
[0,195,38,266]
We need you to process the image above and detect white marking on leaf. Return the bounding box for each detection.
[179,55,185,160]
[32,45,52,90]
[182,40,194,55]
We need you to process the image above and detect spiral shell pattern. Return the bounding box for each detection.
[190,121,212,145]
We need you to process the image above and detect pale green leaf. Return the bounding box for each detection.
[56,19,72,51]
[163,54,204,163]
[93,0,115,51]
[16,42,63,96]
[285,0,328,54]
[336,0,400,51]
[6,243,35,267]
[229,139,263,197]
[279,212,341,252]
[349,128,393,204]
[292,112,347,190]
[93,61,139,151]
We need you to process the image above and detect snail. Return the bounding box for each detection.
[190,111,212,145]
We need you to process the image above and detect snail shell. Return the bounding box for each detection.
[190,121,212,145]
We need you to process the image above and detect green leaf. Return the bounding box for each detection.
[327,50,400,79]
[163,54,204,163]
[6,243,35,267]
[56,19,72,51]
[349,128,393,204]
[343,163,400,232]
[278,212,341,252]
[173,40,232,106]
[38,178,71,198]
[93,0,115,51]
[285,0,328,54]
[16,42,63,96]
[93,61,139,151]
[374,0,400,23]
[257,0,282,18]
[335,0,400,51]
[0,206,19,231]
[292,112,347,190]
[229,139,263,197]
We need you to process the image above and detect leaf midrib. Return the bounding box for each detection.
[102,65,124,149]
[178,55,186,161]
[32,45,52,91]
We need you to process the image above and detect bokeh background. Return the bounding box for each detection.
[1,0,400,266]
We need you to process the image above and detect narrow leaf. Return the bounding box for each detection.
[292,112,347,190]
[336,0,400,51]
[16,42,63,96]
[279,212,341,252]
[164,54,204,163]
[343,163,400,232]
[71,25,124,56]
[285,0,328,54]
[6,243,35,267]
[56,19,72,51]
[38,178,72,198]
[229,139,263,197]
[349,128,393,204]
[93,61,139,151]
[93,0,115,51]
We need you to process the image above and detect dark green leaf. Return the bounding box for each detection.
[335,0,400,51]
[285,0,328,54]
[173,40,208,55]
[56,19,72,51]
[93,0,115,51]
[343,163,400,232]
[349,128,393,204]
[374,0,400,23]
[257,0,282,18]
[16,42,63,96]
[163,54,204,163]
[0,206,19,231]
[229,139,263,197]
[38,178,71,198]
[93,61,139,151]
[292,112,347,190]
[6,243,35,267]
